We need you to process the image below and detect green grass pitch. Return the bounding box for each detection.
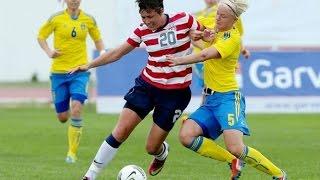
[0,105,319,179]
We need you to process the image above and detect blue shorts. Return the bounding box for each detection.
[124,76,191,132]
[50,71,90,113]
[189,90,250,140]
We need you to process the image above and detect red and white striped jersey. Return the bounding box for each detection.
[127,12,200,89]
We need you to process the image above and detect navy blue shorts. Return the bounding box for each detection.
[124,76,191,132]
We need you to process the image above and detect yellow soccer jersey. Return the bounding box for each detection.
[204,28,241,92]
[38,10,102,73]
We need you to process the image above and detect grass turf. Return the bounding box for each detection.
[0,105,319,179]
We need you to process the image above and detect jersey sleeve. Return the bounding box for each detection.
[213,31,241,59]
[126,28,142,47]
[38,19,54,40]
[187,13,200,31]
[88,17,102,41]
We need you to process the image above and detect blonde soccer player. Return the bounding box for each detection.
[166,0,286,179]
[191,0,250,104]
[37,0,105,163]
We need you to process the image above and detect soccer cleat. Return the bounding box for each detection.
[272,170,287,180]
[82,176,90,180]
[148,142,169,176]
[65,153,77,163]
[229,158,245,180]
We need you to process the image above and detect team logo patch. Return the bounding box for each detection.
[223,32,231,40]
[167,24,176,31]
[81,23,86,30]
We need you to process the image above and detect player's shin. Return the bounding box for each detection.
[67,118,83,162]
[188,136,236,163]
[84,134,121,179]
[239,146,283,177]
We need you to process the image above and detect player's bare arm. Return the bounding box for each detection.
[166,46,221,66]
[70,42,135,73]
[94,39,106,55]
[240,41,250,59]
[37,38,62,58]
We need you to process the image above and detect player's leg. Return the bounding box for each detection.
[223,130,285,179]
[50,74,71,123]
[220,91,285,179]
[146,123,169,176]
[147,86,191,176]
[65,72,89,163]
[179,95,237,164]
[65,100,83,163]
[179,118,236,163]
[84,108,144,180]
[83,77,154,180]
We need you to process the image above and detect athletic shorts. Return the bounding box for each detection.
[50,71,90,113]
[124,76,191,132]
[189,90,250,140]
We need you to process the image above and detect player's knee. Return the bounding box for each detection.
[179,130,193,147]
[227,145,243,157]
[57,114,69,123]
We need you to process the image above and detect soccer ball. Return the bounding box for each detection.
[117,165,147,180]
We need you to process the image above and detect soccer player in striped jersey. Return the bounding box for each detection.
[37,0,105,163]
[71,0,200,179]
[166,0,286,179]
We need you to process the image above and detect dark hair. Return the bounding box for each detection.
[136,0,164,14]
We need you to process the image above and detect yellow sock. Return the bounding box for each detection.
[68,125,82,157]
[242,146,282,177]
[190,136,236,163]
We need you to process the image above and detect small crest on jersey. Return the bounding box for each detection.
[223,32,231,40]
[167,24,176,31]
[81,23,86,30]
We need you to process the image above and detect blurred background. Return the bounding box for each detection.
[2,0,318,113]
[0,0,319,81]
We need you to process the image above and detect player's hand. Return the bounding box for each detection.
[69,64,90,74]
[48,49,62,58]
[166,55,181,66]
[189,30,203,41]
[241,48,251,59]
[202,29,215,42]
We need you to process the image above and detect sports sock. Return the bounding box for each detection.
[68,118,83,156]
[188,136,236,163]
[84,135,121,179]
[154,142,169,161]
[240,146,283,177]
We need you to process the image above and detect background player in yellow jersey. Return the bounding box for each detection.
[167,0,286,179]
[37,0,105,163]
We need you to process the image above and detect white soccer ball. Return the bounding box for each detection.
[117,165,147,180]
